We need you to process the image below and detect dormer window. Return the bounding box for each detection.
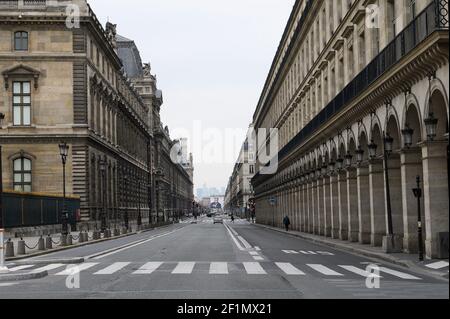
[14,31,28,51]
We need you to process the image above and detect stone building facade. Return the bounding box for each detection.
[0,0,193,229]
[225,126,256,218]
[252,0,448,259]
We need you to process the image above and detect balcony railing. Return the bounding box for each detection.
[256,0,448,182]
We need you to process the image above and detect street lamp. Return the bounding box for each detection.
[412,176,424,261]
[356,146,364,165]
[336,156,344,172]
[424,113,438,141]
[328,161,335,175]
[124,173,129,230]
[321,165,327,177]
[345,152,353,168]
[0,112,8,273]
[99,158,107,232]
[402,124,414,148]
[59,142,69,236]
[368,140,378,159]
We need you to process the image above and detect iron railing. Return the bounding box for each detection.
[255,0,448,182]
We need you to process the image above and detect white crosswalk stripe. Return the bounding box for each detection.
[426,261,449,270]
[339,265,382,278]
[172,262,196,274]
[307,264,344,276]
[94,262,131,275]
[30,263,65,273]
[243,262,266,274]
[8,265,35,272]
[209,262,228,274]
[22,261,423,281]
[282,250,300,254]
[133,262,163,274]
[275,263,305,275]
[379,267,422,280]
[55,263,99,276]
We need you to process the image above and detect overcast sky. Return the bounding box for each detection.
[89,0,295,193]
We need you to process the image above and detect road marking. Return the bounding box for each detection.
[88,227,184,260]
[237,236,252,249]
[93,262,131,275]
[0,283,19,287]
[243,262,267,274]
[55,263,99,276]
[275,263,305,275]
[249,251,259,256]
[8,265,35,272]
[379,267,422,280]
[29,263,65,273]
[426,261,449,270]
[172,262,196,274]
[224,224,245,251]
[133,262,163,274]
[317,251,335,256]
[339,265,382,278]
[209,262,228,274]
[282,250,300,254]
[254,246,261,251]
[307,264,344,276]
[253,256,265,261]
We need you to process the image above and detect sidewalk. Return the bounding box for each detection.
[256,223,449,280]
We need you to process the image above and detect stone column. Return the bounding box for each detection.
[300,184,305,232]
[369,159,387,247]
[422,141,449,259]
[385,154,404,248]
[330,173,340,239]
[338,171,349,240]
[315,178,322,235]
[357,165,371,244]
[400,148,424,253]
[317,177,324,236]
[323,175,331,237]
[311,178,317,234]
[347,168,359,242]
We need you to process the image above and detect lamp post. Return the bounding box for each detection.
[99,158,107,232]
[137,180,142,228]
[124,173,129,230]
[0,112,8,273]
[59,142,69,236]
[412,176,424,261]
[383,133,394,237]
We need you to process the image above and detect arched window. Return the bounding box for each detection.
[13,157,32,192]
[14,31,28,51]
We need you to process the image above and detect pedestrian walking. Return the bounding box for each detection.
[231,214,235,223]
[283,216,291,231]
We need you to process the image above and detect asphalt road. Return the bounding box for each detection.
[0,217,448,299]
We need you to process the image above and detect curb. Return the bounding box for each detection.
[255,224,449,282]
[10,257,85,265]
[0,270,48,283]
[5,223,177,262]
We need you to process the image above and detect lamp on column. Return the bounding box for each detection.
[336,156,344,172]
[368,140,378,159]
[58,142,69,236]
[328,161,335,175]
[384,133,394,155]
[424,113,438,141]
[345,152,353,168]
[321,164,327,177]
[99,158,107,232]
[356,146,364,165]
[402,124,414,148]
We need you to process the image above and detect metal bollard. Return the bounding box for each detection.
[5,241,14,258]
[17,240,26,255]
[83,232,89,242]
[113,229,120,237]
[38,237,45,251]
[104,230,111,238]
[121,227,127,235]
[46,236,53,249]
[78,232,85,243]
[93,230,100,240]
[67,235,73,246]
[60,234,67,247]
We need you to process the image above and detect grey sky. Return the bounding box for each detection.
[89,0,295,192]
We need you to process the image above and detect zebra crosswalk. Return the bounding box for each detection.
[11,261,425,281]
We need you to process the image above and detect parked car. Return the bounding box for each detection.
[213,216,223,224]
